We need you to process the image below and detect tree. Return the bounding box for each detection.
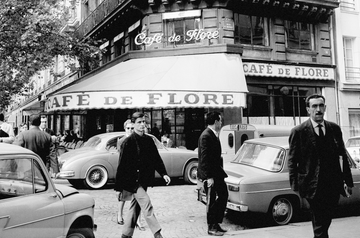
[0,0,100,109]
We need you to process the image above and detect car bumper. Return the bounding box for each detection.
[57,170,75,178]
[226,202,249,212]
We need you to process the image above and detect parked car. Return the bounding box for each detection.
[346,136,360,164]
[58,132,198,189]
[197,137,360,226]
[0,143,96,238]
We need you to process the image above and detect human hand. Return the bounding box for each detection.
[207,178,214,187]
[163,175,171,185]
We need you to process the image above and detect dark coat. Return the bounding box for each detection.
[197,127,227,181]
[114,132,168,193]
[13,127,52,165]
[288,119,353,199]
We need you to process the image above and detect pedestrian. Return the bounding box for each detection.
[19,123,28,133]
[114,112,171,238]
[0,113,15,144]
[151,123,161,141]
[288,94,353,238]
[13,114,52,166]
[116,119,145,231]
[197,111,228,236]
[40,115,60,177]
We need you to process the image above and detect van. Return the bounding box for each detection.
[219,124,293,163]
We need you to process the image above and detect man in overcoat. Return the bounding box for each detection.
[114,112,171,238]
[288,94,353,238]
[197,111,228,236]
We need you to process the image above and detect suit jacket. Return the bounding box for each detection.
[114,132,168,193]
[288,119,353,199]
[197,127,227,181]
[13,127,52,164]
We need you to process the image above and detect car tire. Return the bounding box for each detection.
[184,160,198,185]
[268,196,294,225]
[67,227,94,238]
[84,165,108,189]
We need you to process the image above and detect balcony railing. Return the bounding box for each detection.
[77,0,128,38]
[345,66,360,81]
[340,0,356,11]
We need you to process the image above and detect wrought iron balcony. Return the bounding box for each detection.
[76,0,129,39]
[345,67,360,81]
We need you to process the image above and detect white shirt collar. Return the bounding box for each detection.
[208,126,219,137]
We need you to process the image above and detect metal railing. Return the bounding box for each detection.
[340,0,356,11]
[345,66,360,81]
[77,0,127,38]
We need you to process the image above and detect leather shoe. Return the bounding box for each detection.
[208,225,224,236]
[121,235,132,238]
[154,230,163,238]
[215,223,227,233]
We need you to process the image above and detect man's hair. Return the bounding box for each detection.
[123,119,132,129]
[305,94,325,107]
[30,114,41,126]
[0,113,4,121]
[131,112,144,123]
[205,111,221,125]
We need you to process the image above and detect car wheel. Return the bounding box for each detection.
[184,160,198,185]
[269,197,294,225]
[67,227,94,238]
[84,165,108,189]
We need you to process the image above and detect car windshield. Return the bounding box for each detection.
[232,142,286,172]
[346,138,360,147]
[82,136,102,148]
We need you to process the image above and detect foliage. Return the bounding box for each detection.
[0,0,100,109]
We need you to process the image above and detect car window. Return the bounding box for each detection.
[106,137,121,151]
[0,158,48,200]
[346,138,360,147]
[232,143,285,172]
[83,136,101,148]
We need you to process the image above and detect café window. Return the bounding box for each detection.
[114,32,126,58]
[129,21,142,51]
[234,14,269,46]
[285,21,314,51]
[163,10,202,46]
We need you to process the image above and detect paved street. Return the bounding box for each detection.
[55,179,244,238]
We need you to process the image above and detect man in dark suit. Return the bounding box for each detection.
[13,114,52,165]
[288,94,353,238]
[197,111,228,236]
[40,115,59,176]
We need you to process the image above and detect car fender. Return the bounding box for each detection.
[182,157,198,175]
[80,158,112,179]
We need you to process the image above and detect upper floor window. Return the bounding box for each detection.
[285,21,314,51]
[163,10,202,46]
[234,14,269,46]
[340,0,356,11]
[343,37,360,81]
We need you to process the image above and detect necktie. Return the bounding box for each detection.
[317,124,324,137]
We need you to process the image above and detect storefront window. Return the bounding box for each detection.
[234,14,269,46]
[244,84,320,125]
[349,110,360,136]
[286,21,314,51]
[164,17,201,46]
[72,115,83,139]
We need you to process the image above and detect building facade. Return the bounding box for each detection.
[334,0,360,141]
[10,0,341,149]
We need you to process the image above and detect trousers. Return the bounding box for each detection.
[122,186,161,236]
[207,178,228,225]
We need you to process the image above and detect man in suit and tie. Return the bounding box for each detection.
[197,111,228,236]
[288,94,353,238]
[14,114,52,166]
[40,115,59,177]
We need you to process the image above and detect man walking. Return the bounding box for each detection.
[40,115,59,177]
[13,114,52,165]
[115,112,171,238]
[197,111,228,236]
[288,94,353,238]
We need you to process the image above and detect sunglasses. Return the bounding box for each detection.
[126,127,134,130]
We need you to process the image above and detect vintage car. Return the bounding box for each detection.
[0,143,96,238]
[198,137,360,226]
[58,132,198,189]
[346,136,360,165]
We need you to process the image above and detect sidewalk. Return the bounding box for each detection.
[198,216,360,238]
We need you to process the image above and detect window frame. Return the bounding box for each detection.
[285,21,315,51]
[234,14,270,46]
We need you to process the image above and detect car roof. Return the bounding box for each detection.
[0,143,38,156]
[245,136,289,148]
[89,131,126,139]
[347,136,360,140]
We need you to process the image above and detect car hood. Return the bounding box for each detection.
[55,184,79,197]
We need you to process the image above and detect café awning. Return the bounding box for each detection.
[45,53,248,112]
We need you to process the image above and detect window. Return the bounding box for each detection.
[234,14,269,46]
[349,110,360,136]
[343,37,360,81]
[114,36,126,58]
[341,0,356,11]
[286,21,314,50]
[164,17,201,46]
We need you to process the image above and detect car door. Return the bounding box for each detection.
[152,136,174,176]
[0,156,65,238]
